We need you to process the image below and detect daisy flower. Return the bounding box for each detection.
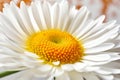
[0,1,120,80]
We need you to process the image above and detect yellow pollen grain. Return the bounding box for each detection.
[25,29,84,65]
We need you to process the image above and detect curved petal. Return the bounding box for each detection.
[56,72,70,80]
[68,71,84,80]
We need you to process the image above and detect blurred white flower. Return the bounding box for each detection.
[0,1,120,80]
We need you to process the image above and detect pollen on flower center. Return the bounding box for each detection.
[25,29,84,65]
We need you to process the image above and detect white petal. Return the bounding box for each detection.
[54,68,64,76]
[42,1,52,29]
[20,2,36,33]
[83,26,119,48]
[33,68,51,78]
[80,15,105,39]
[73,62,87,72]
[85,43,115,53]
[0,47,22,57]
[83,60,110,66]
[38,64,52,72]
[0,17,25,43]
[34,2,48,30]
[62,6,78,31]
[95,69,112,74]
[10,2,32,36]
[68,7,89,33]
[112,40,120,49]
[71,10,90,36]
[81,72,100,80]
[83,54,110,61]
[73,20,94,39]
[56,72,70,80]
[104,68,120,74]
[0,40,24,52]
[0,70,33,80]
[68,71,84,80]
[31,1,44,30]
[103,60,120,68]
[61,64,74,71]
[83,21,116,43]
[18,75,33,80]
[50,3,59,29]
[24,51,39,58]
[2,3,28,37]
[85,66,100,72]
[97,74,114,80]
[108,53,120,61]
[18,69,39,80]
[28,6,40,32]
[56,1,69,30]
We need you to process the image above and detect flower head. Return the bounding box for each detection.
[0,1,120,80]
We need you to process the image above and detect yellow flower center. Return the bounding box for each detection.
[25,29,84,65]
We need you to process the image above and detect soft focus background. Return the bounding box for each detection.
[74,0,120,23]
[0,0,120,23]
